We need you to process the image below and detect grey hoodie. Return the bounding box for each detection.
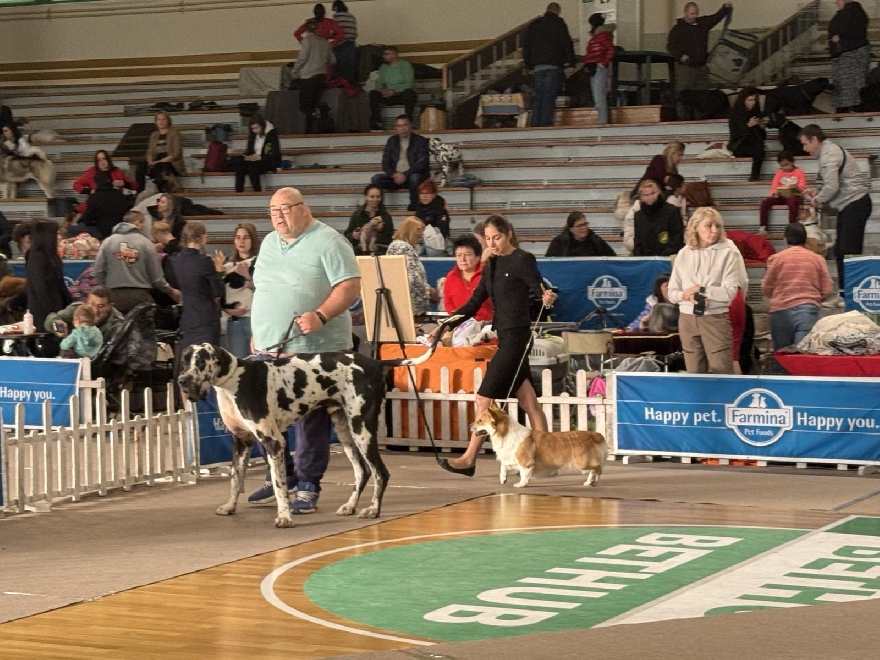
[94,222,172,293]
[814,139,869,210]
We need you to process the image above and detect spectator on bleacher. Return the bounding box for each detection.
[46,285,124,346]
[12,221,32,257]
[523,2,576,128]
[294,3,344,47]
[665,174,689,223]
[385,216,438,317]
[472,220,489,254]
[668,207,748,374]
[290,19,336,134]
[583,13,615,125]
[415,179,451,256]
[828,0,870,113]
[156,193,187,240]
[232,114,281,193]
[761,222,835,350]
[728,86,767,182]
[331,1,358,83]
[70,151,137,240]
[0,93,16,128]
[368,45,417,129]
[640,142,684,194]
[221,223,259,359]
[1,124,48,162]
[758,151,805,234]
[800,123,872,301]
[627,273,671,330]
[667,2,732,97]
[170,221,224,348]
[151,220,179,256]
[0,209,11,258]
[431,214,557,477]
[632,179,685,257]
[94,211,179,314]
[136,111,184,194]
[546,211,616,257]
[372,115,429,211]
[58,304,103,359]
[24,220,72,334]
[344,184,394,255]
[443,235,493,321]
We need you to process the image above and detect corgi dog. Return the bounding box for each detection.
[471,404,608,488]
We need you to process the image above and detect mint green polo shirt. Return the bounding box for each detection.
[252,221,360,353]
[376,60,415,93]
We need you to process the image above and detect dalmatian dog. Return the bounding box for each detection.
[428,137,463,187]
[177,331,452,528]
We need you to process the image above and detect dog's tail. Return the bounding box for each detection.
[379,315,464,368]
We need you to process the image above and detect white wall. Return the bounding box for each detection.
[0,0,815,65]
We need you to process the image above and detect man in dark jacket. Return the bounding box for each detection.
[632,180,685,257]
[667,2,732,96]
[371,115,429,211]
[523,2,576,127]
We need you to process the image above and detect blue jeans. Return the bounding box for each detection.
[590,64,609,124]
[223,316,252,360]
[530,67,561,127]
[770,304,820,351]
[333,40,357,82]
[371,171,425,209]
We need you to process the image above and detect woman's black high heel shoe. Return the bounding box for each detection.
[438,458,476,477]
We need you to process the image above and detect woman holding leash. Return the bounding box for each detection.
[431,214,557,477]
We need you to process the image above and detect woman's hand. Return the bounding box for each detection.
[112,179,124,188]
[225,305,249,317]
[233,260,251,278]
[352,227,362,240]
[213,250,226,272]
[541,289,557,307]
[682,284,701,301]
[747,116,761,127]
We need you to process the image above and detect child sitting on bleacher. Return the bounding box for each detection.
[758,151,805,234]
[665,174,689,224]
[59,304,103,359]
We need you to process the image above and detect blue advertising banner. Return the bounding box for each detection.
[423,257,671,327]
[0,358,82,428]
[843,257,880,314]
[10,259,93,292]
[614,373,880,464]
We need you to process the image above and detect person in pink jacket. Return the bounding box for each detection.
[758,151,806,233]
[583,13,616,123]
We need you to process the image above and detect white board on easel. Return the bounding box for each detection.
[356,255,416,343]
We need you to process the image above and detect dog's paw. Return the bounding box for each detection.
[336,503,356,516]
[274,515,296,528]
[215,503,237,516]
[357,506,380,519]
[513,482,528,488]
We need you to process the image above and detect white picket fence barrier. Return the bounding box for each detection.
[384,367,611,451]
[1,388,199,513]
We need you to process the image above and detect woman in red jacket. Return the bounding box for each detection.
[73,150,137,195]
[583,13,616,124]
[443,235,493,322]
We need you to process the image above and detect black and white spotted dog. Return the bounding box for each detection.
[428,137,463,187]
[177,339,445,528]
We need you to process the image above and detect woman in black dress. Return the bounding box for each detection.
[170,221,224,348]
[25,220,72,335]
[434,214,557,476]
[728,87,768,181]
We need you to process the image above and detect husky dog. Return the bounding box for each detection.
[0,152,55,199]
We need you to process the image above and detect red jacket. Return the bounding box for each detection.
[294,18,344,46]
[444,264,493,322]
[73,166,137,194]
[583,29,615,68]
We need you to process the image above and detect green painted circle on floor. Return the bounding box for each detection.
[304,526,806,642]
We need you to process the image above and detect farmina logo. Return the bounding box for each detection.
[852,276,880,313]
[587,276,627,311]
[725,388,793,447]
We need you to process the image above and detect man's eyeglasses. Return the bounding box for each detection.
[268,202,303,217]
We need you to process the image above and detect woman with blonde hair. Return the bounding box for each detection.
[222,223,260,358]
[668,207,748,374]
[385,216,438,317]
[640,141,685,193]
[136,111,184,193]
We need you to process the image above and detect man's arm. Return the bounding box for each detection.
[701,4,732,31]
[381,138,396,177]
[400,60,415,91]
[407,135,429,176]
[813,146,843,205]
[297,277,361,334]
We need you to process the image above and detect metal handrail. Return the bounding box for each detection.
[741,0,820,77]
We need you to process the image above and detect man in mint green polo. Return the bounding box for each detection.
[247,186,361,513]
[369,45,418,129]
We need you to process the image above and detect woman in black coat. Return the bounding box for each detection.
[233,114,282,193]
[545,211,616,257]
[728,86,768,181]
[25,220,72,334]
[169,221,224,348]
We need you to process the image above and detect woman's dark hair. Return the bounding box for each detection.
[452,234,483,258]
[248,114,267,133]
[734,86,761,111]
[332,0,347,11]
[784,222,807,246]
[565,211,586,231]
[777,150,795,164]
[94,149,114,170]
[653,273,671,302]
[485,214,512,235]
[666,174,685,192]
[314,3,326,19]
[2,123,20,142]
[29,220,60,261]
[363,183,384,201]
[588,12,605,33]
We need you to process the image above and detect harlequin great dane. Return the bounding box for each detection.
[177,338,446,528]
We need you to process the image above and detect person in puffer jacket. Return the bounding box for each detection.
[583,13,616,124]
[668,207,748,375]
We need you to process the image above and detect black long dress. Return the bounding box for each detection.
[728,107,767,181]
[451,249,544,399]
[170,247,223,348]
[24,249,72,333]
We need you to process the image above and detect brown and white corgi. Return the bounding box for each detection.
[471,404,608,488]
